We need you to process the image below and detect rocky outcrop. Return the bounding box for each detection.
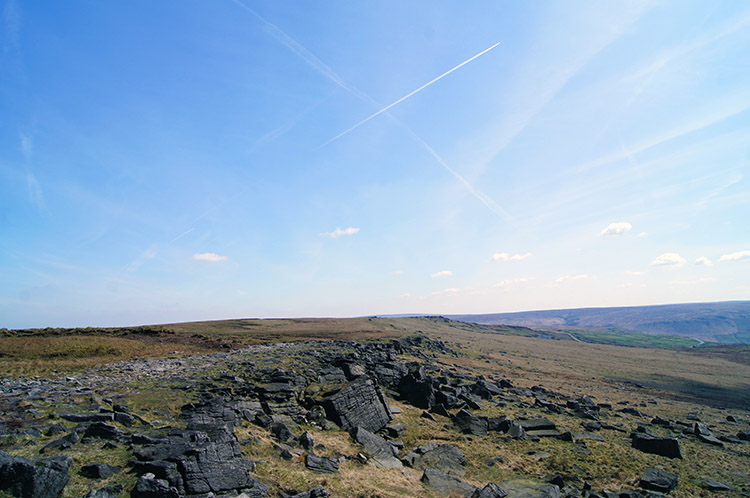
[318,378,392,432]
[0,450,71,498]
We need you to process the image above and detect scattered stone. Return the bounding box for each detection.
[79,463,121,479]
[471,482,508,498]
[639,468,678,493]
[285,485,330,498]
[350,426,402,468]
[631,429,682,459]
[41,431,80,453]
[499,478,561,498]
[703,480,731,491]
[131,473,181,498]
[453,409,488,436]
[305,453,339,474]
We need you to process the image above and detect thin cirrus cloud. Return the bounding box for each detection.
[492,252,532,261]
[555,274,589,284]
[695,256,713,266]
[431,270,453,278]
[322,227,360,238]
[718,250,750,262]
[600,221,632,236]
[193,252,229,262]
[651,253,686,267]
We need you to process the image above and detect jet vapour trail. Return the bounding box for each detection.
[227,1,511,221]
[319,42,501,148]
[400,125,514,222]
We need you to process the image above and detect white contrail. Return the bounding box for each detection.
[319,42,501,147]
[228,1,511,221]
[401,126,514,221]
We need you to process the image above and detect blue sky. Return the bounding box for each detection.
[1,0,748,328]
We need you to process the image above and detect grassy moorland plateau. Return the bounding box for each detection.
[0,308,748,498]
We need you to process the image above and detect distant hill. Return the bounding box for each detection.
[448,301,750,344]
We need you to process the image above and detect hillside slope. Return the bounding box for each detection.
[449,301,750,344]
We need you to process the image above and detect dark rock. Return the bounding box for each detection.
[350,426,401,468]
[421,411,437,421]
[703,480,731,491]
[508,422,527,440]
[397,366,436,409]
[45,423,68,436]
[286,485,330,498]
[318,378,392,432]
[518,418,556,431]
[431,404,451,418]
[384,421,406,438]
[113,412,135,427]
[410,444,466,476]
[453,409,488,436]
[631,429,682,459]
[0,450,71,498]
[58,412,114,423]
[83,422,126,441]
[79,463,121,479]
[471,483,508,498]
[738,430,750,441]
[81,490,120,498]
[299,431,315,451]
[271,422,295,443]
[305,453,339,474]
[499,478,561,498]
[421,468,477,497]
[41,431,80,453]
[131,473,180,498]
[487,416,511,433]
[639,468,678,493]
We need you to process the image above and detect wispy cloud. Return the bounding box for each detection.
[26,172,44,212]
[493,277,531,288]
[492,252,531,261]
[121,248,157,273]
[431,287,460,296]
[637,232,648,238]
[669,277,718,285]
[719,250,750,262]
[694,256,713,266]
[3,0,21,52]
[600,221,632,236]
[322,226,360,238]
[390,269,405,276]
[554,274,589,284]
[431,270,453,278]
[400,126,513,221]
[651,253,686,267]
[624,270,645,276]
[193,252,229,262]
[320,42,501,147]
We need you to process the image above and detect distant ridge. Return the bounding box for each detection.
[447,301,750,344]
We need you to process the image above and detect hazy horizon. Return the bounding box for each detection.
[2,1,749,328]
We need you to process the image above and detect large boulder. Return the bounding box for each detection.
[639,468,678,493]
[453,409,488,436]
[318,378,392,432]
[350,427,402,468]
[498,478,561,498]
[130,424,267,497]
[305,453,339,474]
[0,450,71,498]
[397,366,436,409]
[472,483,508,498]
[421,468,477,497]
[631,429,682,459]
[407,444,467,477]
